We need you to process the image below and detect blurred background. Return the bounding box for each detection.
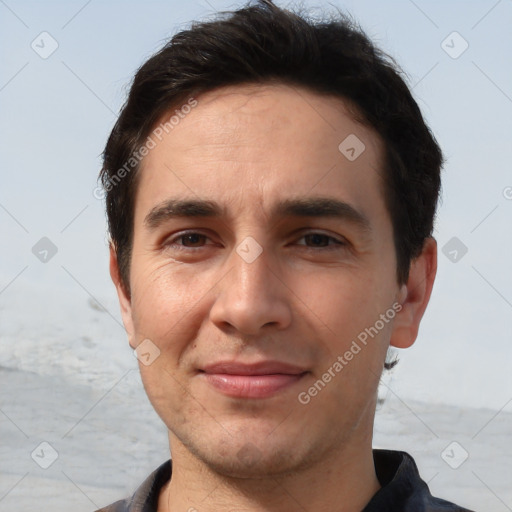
[1,0,511,510]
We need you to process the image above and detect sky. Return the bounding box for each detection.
[1,0,511,410]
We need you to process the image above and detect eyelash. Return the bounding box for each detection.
[165,231,346,251]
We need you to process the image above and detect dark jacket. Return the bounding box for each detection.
[95,449,475,511]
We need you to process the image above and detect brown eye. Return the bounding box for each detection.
[179,233,207,247]
[304,233,331,247]
[297,232,344,248]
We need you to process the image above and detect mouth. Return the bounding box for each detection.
[199,361,309,399]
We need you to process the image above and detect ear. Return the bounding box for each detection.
[109,244,136,348]
[390,237,437,349]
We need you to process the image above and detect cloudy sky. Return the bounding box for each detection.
[1,0,511,409]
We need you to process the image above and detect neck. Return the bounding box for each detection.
[158,431,380,512]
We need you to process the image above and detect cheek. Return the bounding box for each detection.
[292,266,396,398]
[129,262,207,422]
[291,268,384,341]
[129,258,207,347]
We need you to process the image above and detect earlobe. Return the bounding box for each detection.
[390,237,437,349]
[109,244,136,347]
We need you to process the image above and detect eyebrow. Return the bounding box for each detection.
[144,196,372,234]
[144,199,221,228]
[273,197,371,233]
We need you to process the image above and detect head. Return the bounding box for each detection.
[101,0,441,479]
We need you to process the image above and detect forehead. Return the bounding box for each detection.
[135,83,387,224]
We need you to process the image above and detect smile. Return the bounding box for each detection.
[200,372,308,399]
[199,360,309,399]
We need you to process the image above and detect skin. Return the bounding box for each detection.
[110,83,437,511]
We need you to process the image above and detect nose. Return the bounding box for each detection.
[209,243,292,335]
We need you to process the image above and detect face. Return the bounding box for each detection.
[112,83,434,478]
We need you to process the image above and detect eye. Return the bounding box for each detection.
[178,233,208,247]
[295,232,346,249]
[165,231,212,249]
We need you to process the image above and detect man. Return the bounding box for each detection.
[97,1,474,510]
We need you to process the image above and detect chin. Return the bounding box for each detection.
[200,446,302,479]
[177,424,323,480]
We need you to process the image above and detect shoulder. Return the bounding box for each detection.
[95,499,131,512]
[94,460,172,512]
[367,450,475,512]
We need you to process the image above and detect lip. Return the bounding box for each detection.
[202,360,308,376]
[199,361,309,399]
